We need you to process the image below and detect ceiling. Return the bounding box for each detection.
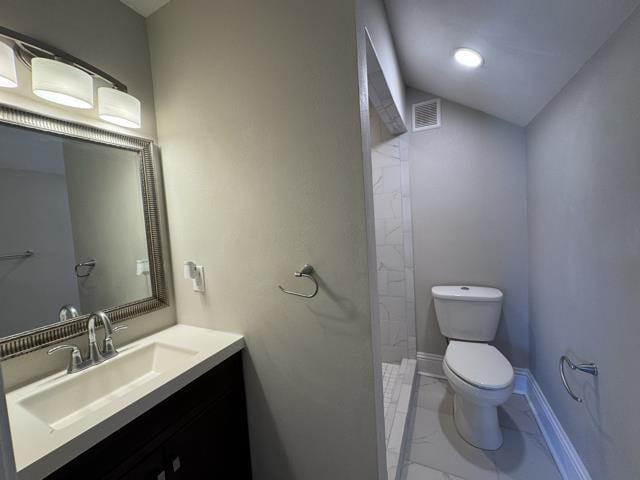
[120,0,170,18]
[384,0,640,126]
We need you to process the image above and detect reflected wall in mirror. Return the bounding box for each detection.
[0,125,150,338]
[0,106,167,358]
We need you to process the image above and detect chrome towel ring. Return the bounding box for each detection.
[75,259,97,278]
[278,264,319,298]
[559,355,598,403]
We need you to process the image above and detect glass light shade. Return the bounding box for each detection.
[32,58,94,109]
[98,87,141,129]
[454,48,484,68]
[0,42,17,88]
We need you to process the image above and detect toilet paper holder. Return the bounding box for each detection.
[559,355,598,403]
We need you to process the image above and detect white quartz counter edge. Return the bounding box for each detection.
[6,325,245,480]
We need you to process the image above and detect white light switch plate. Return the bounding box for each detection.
[192,265,205,292]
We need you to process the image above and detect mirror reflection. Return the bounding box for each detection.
[0,124,151,339]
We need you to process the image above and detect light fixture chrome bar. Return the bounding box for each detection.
[0,250,34,261]
[0,25,128,92]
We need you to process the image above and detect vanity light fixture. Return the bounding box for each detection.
[0,25,142,128]
[32,58,94,109]
[98,87,141,129]
[454,47,484,68]
[0,41,17,87]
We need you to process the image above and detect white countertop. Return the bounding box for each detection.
[6,324,245,480]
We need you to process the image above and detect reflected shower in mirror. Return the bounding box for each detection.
[0,123,151,339]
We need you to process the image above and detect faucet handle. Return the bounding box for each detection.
[103,324,127,358]
[105,324,127,341]
[47,344,79,355]
[112,324,128,335]
[48,345,84,374]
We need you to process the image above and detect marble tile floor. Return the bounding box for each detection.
[383,362,400,420]
[400,375,563,480]
[382,360,418,480]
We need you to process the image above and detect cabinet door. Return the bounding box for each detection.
[164,390,251,479]
[117,450,167,480]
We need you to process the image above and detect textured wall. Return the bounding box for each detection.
[64,141,151,312]
[407,89,529,367]
[527,7,640,478]
[0,130,79,338]
[359,0,406,122]
[148,1,380,479]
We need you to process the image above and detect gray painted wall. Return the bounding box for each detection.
[359,0,406,123]
[64,141,151,313]
[527,6,640,479]
[407,89,529,367]
[0,131,80,338]
[148,1,380,479]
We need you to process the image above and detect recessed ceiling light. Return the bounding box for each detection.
[454,48,484,68]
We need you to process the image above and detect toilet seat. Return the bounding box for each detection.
[444,341,513,390]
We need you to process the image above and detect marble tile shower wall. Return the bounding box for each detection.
[372,134,417,363]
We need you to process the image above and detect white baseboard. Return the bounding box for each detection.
[523,371,592,480]
[513,367,529,395]
[416,351,445,378]
[415,352,590,480]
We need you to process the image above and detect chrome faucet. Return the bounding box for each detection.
[58,304,79,322]
[47,311,127,374]
[86,313,104,366]
[92,311,127,359]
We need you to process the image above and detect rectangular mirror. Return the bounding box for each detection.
[0,106,168,359]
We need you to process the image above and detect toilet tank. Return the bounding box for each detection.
[432,285,503,342]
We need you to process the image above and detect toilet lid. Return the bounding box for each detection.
[444,341,513,390]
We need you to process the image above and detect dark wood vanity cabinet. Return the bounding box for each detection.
[46,354,252,480]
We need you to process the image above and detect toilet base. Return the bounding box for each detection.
[453,393,503,450]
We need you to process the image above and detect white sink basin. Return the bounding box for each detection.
[19,342,197,430]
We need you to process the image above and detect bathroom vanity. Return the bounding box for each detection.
[6,326,251,480]
[46,345,250,479]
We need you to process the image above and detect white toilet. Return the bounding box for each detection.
[432,285,514,450]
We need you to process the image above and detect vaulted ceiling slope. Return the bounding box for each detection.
[120,0,170,18]
[384,0,640,126]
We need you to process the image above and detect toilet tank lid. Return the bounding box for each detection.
[432,285,503,302]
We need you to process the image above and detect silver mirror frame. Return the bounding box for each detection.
[0,104,169,359]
